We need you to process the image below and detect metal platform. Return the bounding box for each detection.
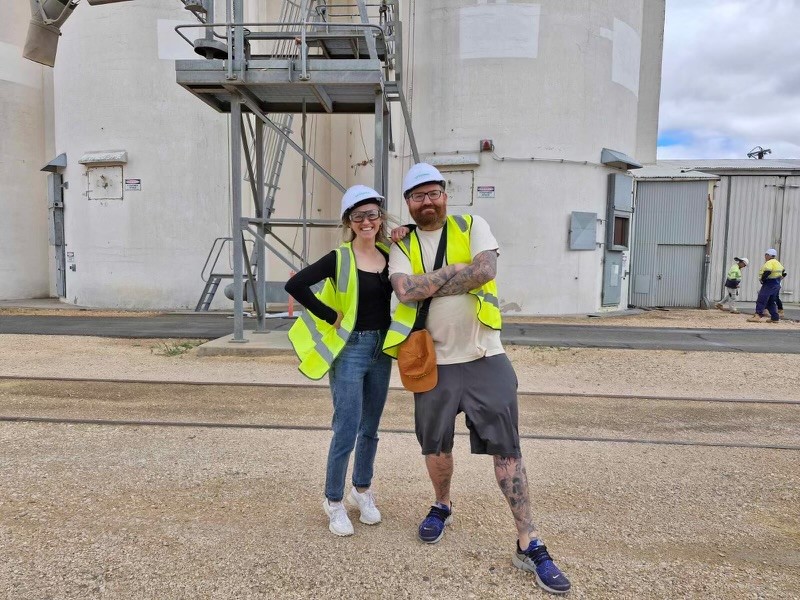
[176,58,385,114]
[173,1,418,342]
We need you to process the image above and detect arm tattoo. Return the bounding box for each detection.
[494,456,539,540]
[390,263,463,303]
[433,250,498,298]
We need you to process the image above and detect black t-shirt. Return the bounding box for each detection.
[284,248,392,331]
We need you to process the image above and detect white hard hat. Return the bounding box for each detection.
[402,162,445,197]
[765,248,778,257]
[734,257,749,266]
[340,185,384,217]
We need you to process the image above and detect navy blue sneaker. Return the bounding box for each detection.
[418,502,452,544]
[512,540,571,595]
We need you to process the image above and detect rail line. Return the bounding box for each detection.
[1,374,798,405]
[0,414,797,451]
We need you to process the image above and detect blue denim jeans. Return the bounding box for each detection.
[325,329,391,502]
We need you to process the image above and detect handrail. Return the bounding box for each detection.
[200,237,231,283]
[174,21,390,62]
[200,236,258,282]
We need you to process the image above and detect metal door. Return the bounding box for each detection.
[47,173,66,297]
[630,180,709,307]
[653,245,705,307]
[602,251,623,306]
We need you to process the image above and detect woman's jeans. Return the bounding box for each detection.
[325,329,391,502]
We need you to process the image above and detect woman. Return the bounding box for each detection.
[285,184,393,537]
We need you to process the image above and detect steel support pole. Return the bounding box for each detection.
[382,98,390,195]
[234,0,245,79]
[230,98,246,342]
[255,118,267,332]
[374,93,384,194]
[356,0,379,61]
[301,100,308,265]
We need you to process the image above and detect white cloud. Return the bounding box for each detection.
[658,0,800,159]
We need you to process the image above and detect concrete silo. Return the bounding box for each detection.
[52,0,230,308]
[0,3,51,300]
[387,0,665,314]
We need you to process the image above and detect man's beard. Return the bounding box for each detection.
[410,204,445,228]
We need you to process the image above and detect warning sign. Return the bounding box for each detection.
[477,185,495,198]
[124,178,142,191]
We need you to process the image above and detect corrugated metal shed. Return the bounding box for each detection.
[632,165,718,180]
[659,159,800,174]
[702,173,798,304]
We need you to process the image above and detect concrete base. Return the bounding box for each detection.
[196,330,294,357]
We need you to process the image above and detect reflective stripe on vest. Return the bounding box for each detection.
[383,215,502,357]
[287,244,358,379]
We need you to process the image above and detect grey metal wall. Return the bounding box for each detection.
[709,176,799,303]
[631,181,709,307]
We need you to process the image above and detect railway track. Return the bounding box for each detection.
[1,374,797,405]
[1,376,798,451]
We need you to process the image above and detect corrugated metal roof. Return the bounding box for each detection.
[632,165,718,180]
[659,159,800,173]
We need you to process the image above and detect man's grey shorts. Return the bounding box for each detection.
[413,353,521,457]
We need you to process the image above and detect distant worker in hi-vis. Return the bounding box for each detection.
[714,256,748,314]
[747,249,785,323]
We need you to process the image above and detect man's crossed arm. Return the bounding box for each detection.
[390,250,498,303]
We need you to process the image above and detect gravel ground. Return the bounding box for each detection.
[0,328,798,599]
[1,334,798,401]
[0,422,797,600]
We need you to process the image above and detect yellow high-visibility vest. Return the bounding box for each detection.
[726,263,742,282]
[758,258,785,280]
[288,242,388,379]
[383,215,502,358]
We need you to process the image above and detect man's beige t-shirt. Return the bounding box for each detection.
[389,215,505,365]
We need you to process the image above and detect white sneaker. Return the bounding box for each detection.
[347,488,382,525]
[323,499,354,536]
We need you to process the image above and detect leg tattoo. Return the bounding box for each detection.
[494,456,539,545]
[426,453,454,505]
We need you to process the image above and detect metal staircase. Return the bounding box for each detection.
[178,0,419,339]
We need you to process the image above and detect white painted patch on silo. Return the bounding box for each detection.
[459,4,540,59]
[0,41,42,88]
[611,18,640,96]
[157,20,199,60]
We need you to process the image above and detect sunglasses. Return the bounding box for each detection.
[349,209,382,223]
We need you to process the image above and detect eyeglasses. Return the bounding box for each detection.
[408,189,443,203]
[349,209,382,223]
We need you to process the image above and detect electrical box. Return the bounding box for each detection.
[606,173,633,251]
[87,166,124,200]
[442,170,474,207]
[569,211,597,250]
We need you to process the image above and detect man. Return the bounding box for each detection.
[714,256,748,313]
[384,163,571,595]
[747,248,784,323]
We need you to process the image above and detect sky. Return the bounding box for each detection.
[657,0,800,159]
